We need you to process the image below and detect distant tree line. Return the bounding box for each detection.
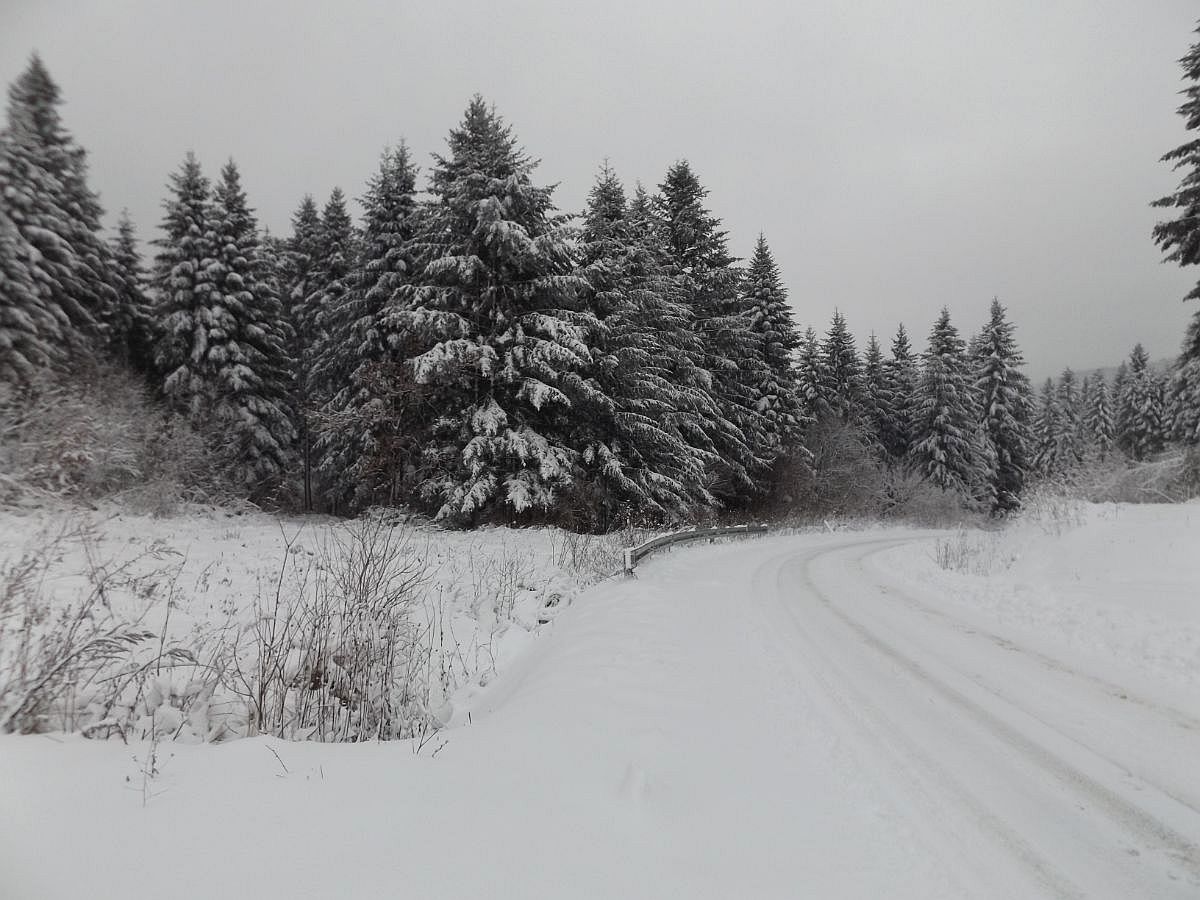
[4,52,1200,527]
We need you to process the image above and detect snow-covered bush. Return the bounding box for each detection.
[1075,449,1200,504]
[0,365,231,513]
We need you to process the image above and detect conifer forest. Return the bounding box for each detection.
[4,41,1200,526]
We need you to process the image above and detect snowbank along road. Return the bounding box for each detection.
[2,518,1199,899]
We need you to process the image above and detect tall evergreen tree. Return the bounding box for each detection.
[862,332,894,448]
[202,160,296,494]
[740,234,804,449]
[653,160,770,500]
[794,326,827,422]
[0,55,115,371]
[973,299,1031,512]
[301,188,356,507]
[385,97,601,523]
[153,152,215,415]
[1032,378,1067,476]
[107,210,155,374]
[1117,344,1166,460]
[278,195,322,509]
[1056,367,1085,467]
[820,310,865,424]
[910,308,989,498]
[1153,21,1200,442]
[0,188,61,382]
[1084,373,1116,460]
[571,162,716,525]
[881,323,919,459]
[319,145,422,510]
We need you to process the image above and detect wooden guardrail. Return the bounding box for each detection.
[622,524,769,575]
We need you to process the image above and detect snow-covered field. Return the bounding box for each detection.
[2,501,1199,898]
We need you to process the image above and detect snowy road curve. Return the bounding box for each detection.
[750,534,1200,898]
[3,528,1199,899]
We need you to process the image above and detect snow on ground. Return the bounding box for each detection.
[2,502,1199,898]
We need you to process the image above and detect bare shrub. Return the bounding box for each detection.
[1021,479,1087,536]
[0,520,203,736]
[548,527,639,582]
[931,529,1015,576]
[226,516,437,742]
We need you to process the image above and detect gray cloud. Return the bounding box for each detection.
[3,0,1197,377]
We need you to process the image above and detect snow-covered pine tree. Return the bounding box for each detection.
[653,160,770,502]
[107,210,156,375]
[1056,368,1085,467]
[385,96,601,523]
[1153,21,1200,443]
[862,332,895,449]
[740,234,805,450]
[910,307,990,499]
[277,195,322,509]
[794,326,828,423]
[973,299,1031,512]
[153,152,216,415]
[314,146,422,510]
[881,323,919,459]
[0,55,116,370]
[0,185,62,382]
[571,162,716,526]
[820,310,866,424]
[1117,344,1167,460]
[1032,377,1066,476]
[300,188,357,508]
[1084,373,1115,460]
[201,160,296,495]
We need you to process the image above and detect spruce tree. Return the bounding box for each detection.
[318,146,422,510]
[862,332,895,449]
[203,159,296,494]
[107,210,156,375]
[1056,368,1085,467]
[278,195,322,509]
[153,153,216,415]
[1118,344,1166,460]
[0,55,115,368]
[1032,378,1067,476]
[0,193,61,382]
[1153,22,1200,441]
[881,323,919,459]
[386,97,601,523]
[821,310,866,424]
[740,234,804,449]
[910,307,989,498]
[571,163,715,525]
[973,299,1031,512]
[653,160,770,500]
[1084,374,1116,460]
[794,326,828,422]
[301,188,356,507]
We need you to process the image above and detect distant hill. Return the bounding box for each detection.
[1030,357,1173,387]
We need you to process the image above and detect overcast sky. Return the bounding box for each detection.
[3,0,1198,379]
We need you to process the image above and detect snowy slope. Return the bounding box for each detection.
[2,506,1199,898]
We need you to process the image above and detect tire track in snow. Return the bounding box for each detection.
[776,539,1200,897]
[854,546,1200,736]
[752,539,1086,900]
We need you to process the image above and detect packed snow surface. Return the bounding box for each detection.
[3,502,1199,898]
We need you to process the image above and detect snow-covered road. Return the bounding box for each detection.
[3,523,1199,898]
